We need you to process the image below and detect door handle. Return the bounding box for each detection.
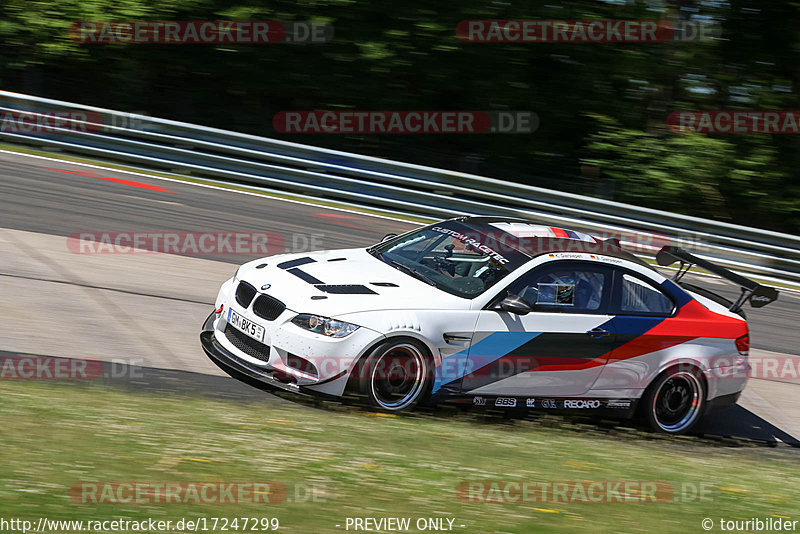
[586,328,611,339]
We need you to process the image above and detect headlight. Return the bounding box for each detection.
[291,314,360,338]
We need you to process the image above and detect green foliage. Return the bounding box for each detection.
[584,114,797,228]
[0,0,798,233]
[584,115,735,219]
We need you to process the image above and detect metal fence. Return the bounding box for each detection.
[1,89,799,289]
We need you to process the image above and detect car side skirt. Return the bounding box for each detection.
[434,394,640,419]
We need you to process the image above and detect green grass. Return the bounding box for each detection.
[1,380,799,533]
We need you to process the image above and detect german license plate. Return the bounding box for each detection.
[227,308,265,342]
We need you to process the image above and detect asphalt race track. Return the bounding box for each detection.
[1,149,799,445]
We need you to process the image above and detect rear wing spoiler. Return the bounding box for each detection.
[655,246,779,312]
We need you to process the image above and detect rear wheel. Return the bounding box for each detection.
[361,339,432,412]
[643,366,706,435]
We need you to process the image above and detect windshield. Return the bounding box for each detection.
[369,220,531,298]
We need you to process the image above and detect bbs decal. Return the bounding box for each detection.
[495,397,517,407]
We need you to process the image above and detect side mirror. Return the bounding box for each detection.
[497,294,532,315]
[381,233,398,243]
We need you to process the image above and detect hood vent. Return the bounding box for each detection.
[316,284,377,295]
[278,257,316,269]
[371,282,398,287]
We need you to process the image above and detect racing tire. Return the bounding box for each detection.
[643,365,706,435]
[359,338,433,412]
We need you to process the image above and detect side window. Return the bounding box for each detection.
[618,273,674,316]
[507,263,609,314]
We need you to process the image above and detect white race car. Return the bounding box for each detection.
[201,217,778,434]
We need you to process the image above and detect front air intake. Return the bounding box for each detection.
[286,354,318,378]
[224,324,271,363]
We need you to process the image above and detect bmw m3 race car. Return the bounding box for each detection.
[201,216,778,434]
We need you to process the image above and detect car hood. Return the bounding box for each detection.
[236,248,469,317]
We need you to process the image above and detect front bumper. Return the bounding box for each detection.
[208,275,388,396]
[200,313,340,398]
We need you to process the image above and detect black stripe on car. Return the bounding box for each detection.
[460,332,627,392]
[278,257,316,269]
[288,267,324,285]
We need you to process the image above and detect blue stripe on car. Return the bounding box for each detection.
[434,332,541,393]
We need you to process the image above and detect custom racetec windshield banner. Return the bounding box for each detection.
[428,220,533,272]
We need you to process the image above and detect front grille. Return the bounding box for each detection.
[235,281,257,308]
[252,294,286,321]
[224,324,271,363]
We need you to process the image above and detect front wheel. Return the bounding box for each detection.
[361,339,433,412]
[643,366,706,435]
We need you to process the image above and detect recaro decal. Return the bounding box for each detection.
[563,399,601,409]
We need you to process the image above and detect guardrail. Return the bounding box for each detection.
[1,89,799,289]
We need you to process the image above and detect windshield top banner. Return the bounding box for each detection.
[430,222,531,271]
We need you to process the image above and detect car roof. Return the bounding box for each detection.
[457,216,654,269]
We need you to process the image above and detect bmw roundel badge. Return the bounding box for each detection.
[261,283,271,290]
